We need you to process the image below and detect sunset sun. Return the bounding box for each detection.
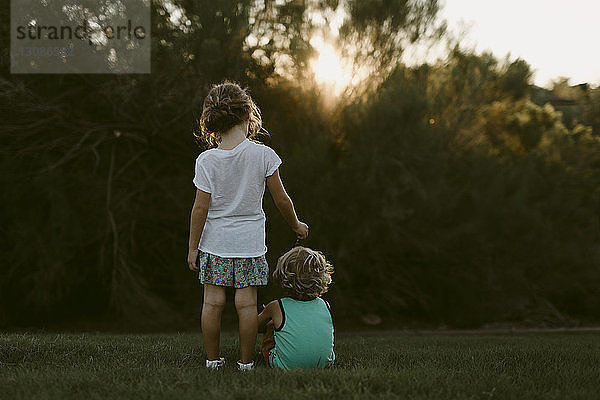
[310,37,352,95]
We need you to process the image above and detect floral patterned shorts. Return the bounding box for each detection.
[196,251,269,288]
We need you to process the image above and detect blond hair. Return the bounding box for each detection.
[196,80,265,147]
[273,246,334,300]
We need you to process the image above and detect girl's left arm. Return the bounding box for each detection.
[187,189,211,271]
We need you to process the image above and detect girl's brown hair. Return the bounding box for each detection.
[273,246,334,300]
[196,80,264,147]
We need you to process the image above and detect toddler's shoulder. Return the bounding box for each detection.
[316,297,332,311]
[264,299,283,319]
[266,298,281,307]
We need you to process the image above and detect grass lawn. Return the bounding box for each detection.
[1,332,599,399]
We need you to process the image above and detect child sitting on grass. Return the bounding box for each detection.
[258,246,335,369]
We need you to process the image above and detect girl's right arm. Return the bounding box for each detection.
[187,189,211,271]
[266,169,308,239]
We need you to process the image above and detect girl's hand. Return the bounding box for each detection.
[293,221,309,240]
[187,248,199,271]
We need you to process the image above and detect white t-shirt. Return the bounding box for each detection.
[193,139,282,257]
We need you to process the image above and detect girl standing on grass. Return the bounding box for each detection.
[187,81,308,371]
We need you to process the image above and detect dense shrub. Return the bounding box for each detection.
[1,2,599,330]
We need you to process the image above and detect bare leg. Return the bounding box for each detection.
[234,286,258,364]
[201,284,226,360]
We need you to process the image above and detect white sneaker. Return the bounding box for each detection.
[236,360,255,371]
[205,357,225,370]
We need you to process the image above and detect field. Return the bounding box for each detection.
[1,332,599,399]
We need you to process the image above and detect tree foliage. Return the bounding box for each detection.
[1,0,599,329]
[326,49,600,327]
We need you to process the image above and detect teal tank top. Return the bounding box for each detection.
[269,297,335,369]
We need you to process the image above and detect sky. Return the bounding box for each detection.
[439,0,600,88]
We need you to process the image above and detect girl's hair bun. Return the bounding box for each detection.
[202,101,235,134]
[196,80,265,147]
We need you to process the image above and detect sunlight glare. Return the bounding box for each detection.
[310,36,352,96]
